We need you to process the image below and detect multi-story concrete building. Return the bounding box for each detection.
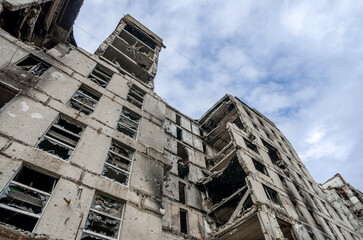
[0,1,361,239]
[321,174,363,238]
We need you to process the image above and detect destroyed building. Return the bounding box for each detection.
[0,1,361,239]
[321,174,363,238]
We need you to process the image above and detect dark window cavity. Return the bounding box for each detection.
[88,65,113,88]
[264,185,281,205]
[81,193,124,240]
[117,108,139,139]
[176,127,182,141]
[253,159,268,175]
[0,83,17,111]
[17,55,50,77]
[180,209,188,234]
[244,138,259,154]
[179,182,186,204]
[127,85,145,109]
[36,116,83,161]
[68,85,101,115]
[0,166,57,232]
[102,141,134,186]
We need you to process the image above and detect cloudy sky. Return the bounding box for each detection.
[74,0,363,190]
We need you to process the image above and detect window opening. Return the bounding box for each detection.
[117,108,139,139]
[68,85,101,116]
[179,182,186,204]
[265,131,273,141]
[271,129,278,138]
[0,84,18,111]
[177,143,189,179]
[233,117,245,131]
[88,65,113,88]
[0,166,57,232]
[36,116,83,161]
[180,209,188,234]
[262,140,282,165]
[253,159,268,175]
[264,185,281,205]
[127,85,145,109]
[176,114,181,126]
[243,107,252,118]
[252,123,259,131]
[258,118,265,127]
[176,127,182,141]
[81,193,124,240]
[17,55,50,77]
[124,24,156,50]
[102,141,134,186]
[244,138,259,154]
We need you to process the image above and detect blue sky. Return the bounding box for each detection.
[74,0,363,190]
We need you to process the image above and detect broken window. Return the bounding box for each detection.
[252,122,259,131]
[264,185,281,205]
[262,140,282,165]
[68,85,101,115]
[180,209,188,234]
[264,131,273,141]
[17,55,50,77]
[233,117,245,131]
[258,118,265,127]
[176,127,182,141]
[124,24,156,50]
[176,114,181,126]
[116,108,139,139]
[253,159,268,175]
[179,182,186,204]
[0,83,18,112]
[244,138,259,154]
[277,219,297,240]
[127,85,145,109]
[0,166,57,232]
[88,65,113,88]
[81,193,124,240]
[177,143,189,179]
[102,141,134,186]
[243,106,252,118]
[36,116,83,161]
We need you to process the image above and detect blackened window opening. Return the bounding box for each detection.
[176,127,182,141]
[88,65,113,88]
[177,143,189,179]
[253,159,268,175]
[180,209,188,234]
[264,185,281,205]
[0,84,17,111]
[244,138,259,154]
[36,116,83,161]
[17,55,50,77]
[179,182,186,204]
[176,114,181,126]
[124,24,156,50]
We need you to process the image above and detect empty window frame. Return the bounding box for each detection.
[262,140,281,165]
[258,118,265,127]
[68,85,101,115]
[88,65,113,88]
[17,55,50,77]
[176,127,182,141]
[270,129,278,138]
[243,107,252,118]
[0,166,57,232]
[102,141,134,186]
[179,182,186,204]
[252,122,259,131]
[0,83,18,111]
[180,209,188,234]
[264,131,273,141]
[253,159,268,175]
[127,85,145,109]
[117,108,139,139]
[264,185,281,205]
[244,138,259,154]
[176,114,181,126]
[36,116,83,161]
[233,117,245,131]
[81,193,124,240]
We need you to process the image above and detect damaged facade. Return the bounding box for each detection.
[0,1,361,239]
[321,174,363,238]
